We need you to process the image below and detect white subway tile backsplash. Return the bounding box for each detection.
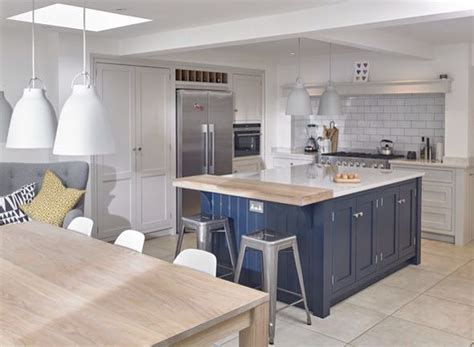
[292,94,445,152]
[411,121,426,128]
[390,128,404,136]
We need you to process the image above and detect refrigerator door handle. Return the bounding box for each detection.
[201,124,209,173]
[209,123,215,174]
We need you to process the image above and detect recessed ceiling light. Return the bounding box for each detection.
[7,3,151,32]
[289,52,296,55]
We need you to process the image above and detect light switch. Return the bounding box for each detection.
[249,200,264,214]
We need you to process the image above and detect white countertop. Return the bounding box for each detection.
[390,159,471,169]
[227,164,424,198]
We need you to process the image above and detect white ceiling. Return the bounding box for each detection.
[158,38,364,62]
[0,0,343,37]
[382,17,474,44]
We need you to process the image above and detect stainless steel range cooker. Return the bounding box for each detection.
[320,151,405,169]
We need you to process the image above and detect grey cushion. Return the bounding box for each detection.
[0,162,89,220]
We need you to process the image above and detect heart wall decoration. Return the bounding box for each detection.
[353,61,370,83]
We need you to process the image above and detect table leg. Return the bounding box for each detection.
[239,302,269,347]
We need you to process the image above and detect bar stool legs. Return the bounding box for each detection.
[223,219,237,271]
[234,230,312,345]
[175,225,185,258]
[176,215,237,276]
[262,248,278,344]
[292,238,312,326]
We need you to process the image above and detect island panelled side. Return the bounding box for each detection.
[201,177,422,318]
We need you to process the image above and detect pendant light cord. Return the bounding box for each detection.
[82,0,87,84]
[297,37,301,78]
[31,0,36,87]
[71,0,90,88]
[329,43,332,82]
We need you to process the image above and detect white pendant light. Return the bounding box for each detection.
[0,91,13,144]
[286,38,312,116]
[318,43,342,116]
[54,0,114,156]
[6,0,57,149]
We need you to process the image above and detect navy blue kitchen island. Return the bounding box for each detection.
[175,165,423,318]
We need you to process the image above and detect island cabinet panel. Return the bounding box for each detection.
[331,198,357,292]
[377,187,399,268]
[199,177,422,319]
[398,182,417,259]
[354,193,378,281]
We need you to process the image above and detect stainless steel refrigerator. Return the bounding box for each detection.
[176,89,233,222]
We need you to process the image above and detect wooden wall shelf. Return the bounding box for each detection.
[281,79,452,97]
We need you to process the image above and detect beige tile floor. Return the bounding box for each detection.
[144,235,474,347]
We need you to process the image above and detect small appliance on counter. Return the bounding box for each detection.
[407,151,417,160]
[304,124,318,152]
[378,139,394,156]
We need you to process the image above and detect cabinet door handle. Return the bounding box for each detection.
[398,199,406,204]
[353,213,359,219]
[353,212,363,218]
[359,212,364,217]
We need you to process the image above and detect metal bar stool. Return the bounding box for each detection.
[175,214,237,277]
[234,229,311,344]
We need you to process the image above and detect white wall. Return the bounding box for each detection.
[274,43,473,163]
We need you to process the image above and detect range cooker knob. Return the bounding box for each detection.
[320,159,326,164]
[342,161,348,166]
[361,163,367,168]
[380,164,385,169]
[372,163,379,168]
[355,162,360,167]
[336,160,342,166]
[349,161,354,167]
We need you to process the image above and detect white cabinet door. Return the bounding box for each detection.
[135,67,172,232]
[233,74,263,122]
[96,64,136,240]
[95,64,172,240]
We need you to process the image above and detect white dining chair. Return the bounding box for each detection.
[173,249,217,276]
[114,230,145,253]
[67,217,94,237]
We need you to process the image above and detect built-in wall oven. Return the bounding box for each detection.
[233,123,261,157]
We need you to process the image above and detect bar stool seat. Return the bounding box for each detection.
[234,229,312,344]
[176,214,237,278]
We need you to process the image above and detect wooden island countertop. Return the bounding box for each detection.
[173,174,334,206]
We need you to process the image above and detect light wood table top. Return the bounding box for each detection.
[0,221,268,346]
[173,175,333,206]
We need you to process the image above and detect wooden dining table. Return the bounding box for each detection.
[0,221,269,346]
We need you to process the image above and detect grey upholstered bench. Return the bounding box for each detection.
[0,161,89,227]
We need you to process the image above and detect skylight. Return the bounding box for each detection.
[7,3,152,32]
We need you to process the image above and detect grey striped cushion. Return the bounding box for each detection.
[0,183,36,226]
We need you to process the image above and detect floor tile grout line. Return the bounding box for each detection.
[422,292,474,308]
[421,249,473,262]
[391,314,474,341]
[346,314,392,345]
[346,265,452,345]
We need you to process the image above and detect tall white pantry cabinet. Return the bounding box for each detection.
[94,63,172,240]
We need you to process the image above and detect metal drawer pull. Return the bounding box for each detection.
[353,212,364,218]
[398,199,406,204]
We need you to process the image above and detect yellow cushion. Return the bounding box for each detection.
[21,170,85,227]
